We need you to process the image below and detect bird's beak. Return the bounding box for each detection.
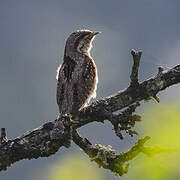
[92,31,102,36]
[88,31,101,40]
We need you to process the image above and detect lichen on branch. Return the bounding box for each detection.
[0,50,180,175]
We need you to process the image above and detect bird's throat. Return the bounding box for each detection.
[77,37,94,56]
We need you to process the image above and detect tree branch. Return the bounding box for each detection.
[72,131,171,176]
[130,49,142,87]
[75,63,180,127]
[0,50,180,174]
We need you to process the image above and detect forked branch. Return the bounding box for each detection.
[0,50,180,175]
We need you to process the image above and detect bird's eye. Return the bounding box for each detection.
[74,33,89,49]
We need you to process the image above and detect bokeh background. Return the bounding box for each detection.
[0,0,180,180]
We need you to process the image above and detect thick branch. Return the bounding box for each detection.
[0,51,180,172]
[0,116,72,170]
[76,64,180,127]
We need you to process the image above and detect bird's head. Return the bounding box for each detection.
[64,29,101,57]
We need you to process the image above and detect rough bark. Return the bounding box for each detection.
[0,50,180,175]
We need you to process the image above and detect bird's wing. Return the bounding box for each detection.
[56,56,78,114]
[71,57,97,110]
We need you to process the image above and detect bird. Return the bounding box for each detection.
[56,29,101,116]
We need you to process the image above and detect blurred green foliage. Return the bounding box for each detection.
[125,103,180,180]
[48,153,103,180]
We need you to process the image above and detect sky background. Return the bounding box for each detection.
[0,0,180,180]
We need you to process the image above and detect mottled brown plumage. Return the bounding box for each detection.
[56,29,101,115]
